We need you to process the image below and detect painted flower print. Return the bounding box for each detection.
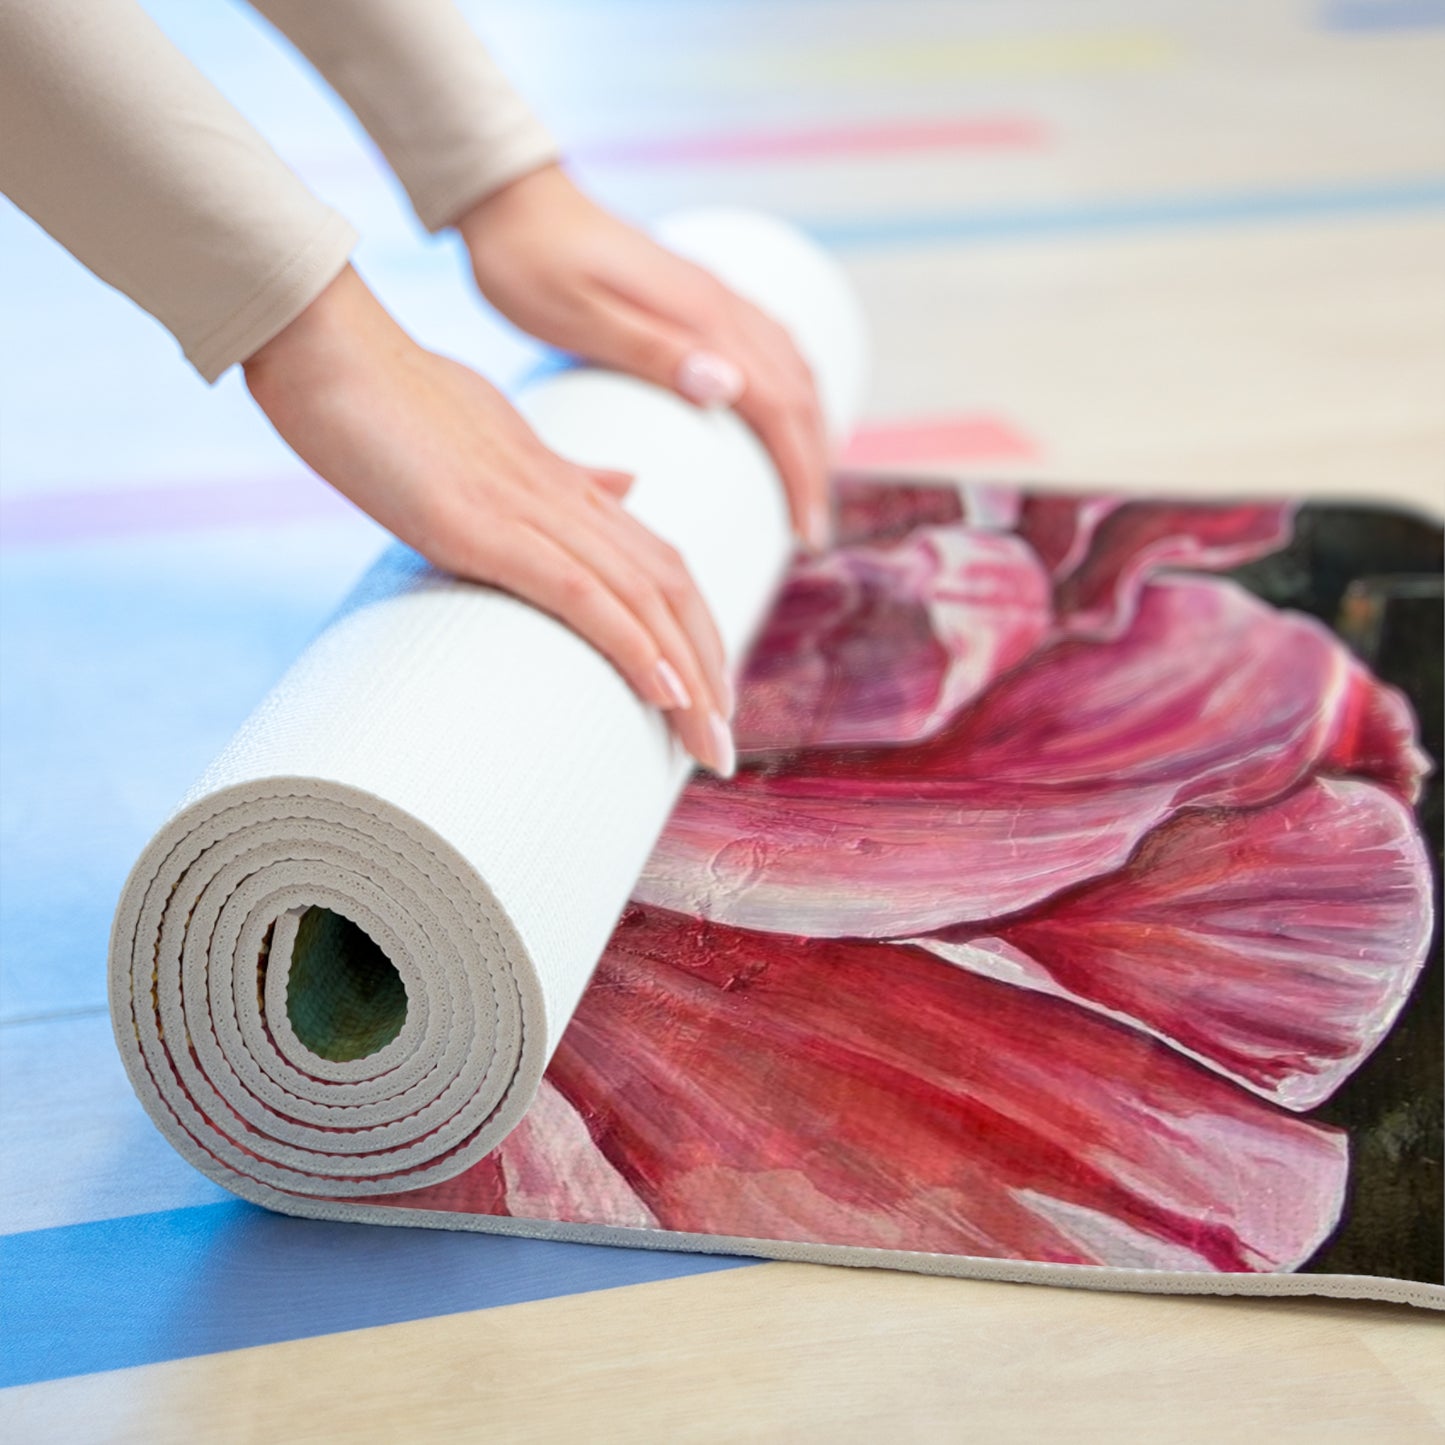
[388,480,1436,1274]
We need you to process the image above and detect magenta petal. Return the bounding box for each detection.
[644,579,1361,936]
[1052,500,1295,639]
[735,527,1051,755]
[920,778,1434,1110]
[1321,661,1432,804]
[546,907,1349,1271]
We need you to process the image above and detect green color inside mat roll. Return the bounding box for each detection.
[287,907,407,1063]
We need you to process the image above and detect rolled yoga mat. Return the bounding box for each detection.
[108,212,1442,1311]
[108,210,867,1208]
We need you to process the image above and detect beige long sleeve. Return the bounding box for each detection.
[246,0,560,233]
[0,0,358,382]
[0,0,558,382]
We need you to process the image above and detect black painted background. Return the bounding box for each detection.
[1228,504,1443,1284]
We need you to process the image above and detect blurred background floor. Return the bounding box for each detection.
[2,1,1442,1439]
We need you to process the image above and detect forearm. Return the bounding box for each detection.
[246,0,560,233]
[0,0,355,381]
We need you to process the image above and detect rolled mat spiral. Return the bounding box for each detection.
[108,210,867,1211]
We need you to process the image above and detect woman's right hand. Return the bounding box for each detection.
[243,265,735,776]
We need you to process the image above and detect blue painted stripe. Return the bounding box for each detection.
[1321,0,1445,31]
[805,178,1445,251]
[0,1202,755,1387]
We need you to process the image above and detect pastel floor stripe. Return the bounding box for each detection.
[806,177,1445,251]
[0,419,1035,547]
[1320,0,1445,30]
[578,115,1045,167]
[709,29,1176,85]
[0,1203,755,1387]
[0,477,353,548]
[298,114,1045,191]
[841,416,1038,467]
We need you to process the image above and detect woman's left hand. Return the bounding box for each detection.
[457,163,832,551]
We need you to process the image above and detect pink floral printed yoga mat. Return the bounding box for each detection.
[336,479,1441,1306]
[112,475,1441,1308]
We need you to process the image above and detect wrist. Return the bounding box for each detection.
[243,264,411,417]
[454,160,571,254]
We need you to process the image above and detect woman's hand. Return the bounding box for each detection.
[457,163,832,552]
[243,265,736,776]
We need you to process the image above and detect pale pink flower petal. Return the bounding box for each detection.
[643,578,1364,936]
[960,482,1024,531]
[735,527,1051,755]
[918,778,1434,1111]
[357,1081,658,1226]
[543,906,1349,1271]
[498,1081,659,1227]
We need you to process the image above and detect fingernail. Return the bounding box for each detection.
[719,672,737,718]
[708,713,736,779]
[804,501,832,553]
[676,351,745,408]
[654,658,692,711]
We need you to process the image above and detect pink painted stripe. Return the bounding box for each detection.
[577,116,1045,167]
[841,415,1038,467]
[0,476,354,548]
[0,417,1036,548]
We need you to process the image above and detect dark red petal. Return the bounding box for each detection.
[923,778,1434,1110]
[1016,493,1123,577]
[1052,499,1294,639]
[832,477,967,545]
[542,907,1348,1272]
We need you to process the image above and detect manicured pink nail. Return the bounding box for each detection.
[719,671,737,718]
[676,351,745,408]
[654,658,692,711]
[708,713,737,778]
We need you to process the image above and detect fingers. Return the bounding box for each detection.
[586,466,635,499]
[675,350,745,407]
[728,307,832,553]
[598,283,831,553]
[555,279,833,555]
[458,506,735,777]
[585,487,733,716]
[576,289,698,398]
[571,292,743,418]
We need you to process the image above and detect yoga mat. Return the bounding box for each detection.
[109,217,1442,1312]
[108,209,865,1206]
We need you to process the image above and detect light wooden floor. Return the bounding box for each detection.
[2,0,1442,1439]
[6,1266,1443,1441]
